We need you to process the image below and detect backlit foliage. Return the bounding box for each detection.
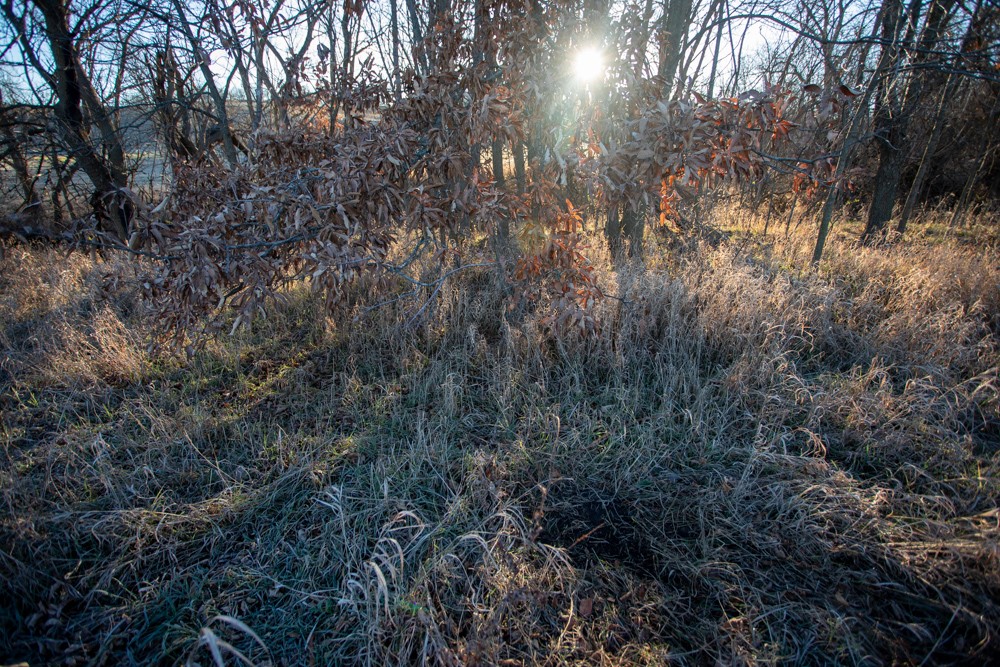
[64,1,820,346]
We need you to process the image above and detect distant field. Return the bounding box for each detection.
[1,148,171,220]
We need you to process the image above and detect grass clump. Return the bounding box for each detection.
[1,229,998,665]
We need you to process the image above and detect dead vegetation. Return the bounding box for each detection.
[1,224,998,666]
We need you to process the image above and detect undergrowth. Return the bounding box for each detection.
[1,227,998,665]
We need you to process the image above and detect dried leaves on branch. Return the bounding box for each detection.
[12,4,827,348]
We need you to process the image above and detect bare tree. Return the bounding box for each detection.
[862,0,959,244]
[0,91,42,212]
[2,0,139,239]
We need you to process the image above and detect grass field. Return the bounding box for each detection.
[1,221,998,665]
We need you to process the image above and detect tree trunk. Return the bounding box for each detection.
[606,203,623,259]
[622,203,645,258]
[949,91,1000,228]
[405,0,428,74]
[513,141,526,195]
[492,141,510,246]
[0,109,40,211]
[706,2,724,99]
[863,0,957,243]
[391,0,401,99]
[169,0,239,167]
[812,1,890,263]
[658,0,694,94]
[859,0,908,244]
[899,0,982,234]
[897,72,957,233]
[33,0,132,240]
[862,136,907,243]
[492,140,505,188]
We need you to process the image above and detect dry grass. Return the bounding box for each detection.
[1,218,998,665]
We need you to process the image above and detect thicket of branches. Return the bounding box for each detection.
[1,0,998,342]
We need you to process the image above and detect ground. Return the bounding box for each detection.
[1,222,998,665]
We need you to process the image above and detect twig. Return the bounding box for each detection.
[404,261,496,326]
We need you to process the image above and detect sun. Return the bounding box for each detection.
[573,47,604,84]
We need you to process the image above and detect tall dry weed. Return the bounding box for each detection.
[2,228,998,665]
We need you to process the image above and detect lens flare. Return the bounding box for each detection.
[573,47,604,84]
